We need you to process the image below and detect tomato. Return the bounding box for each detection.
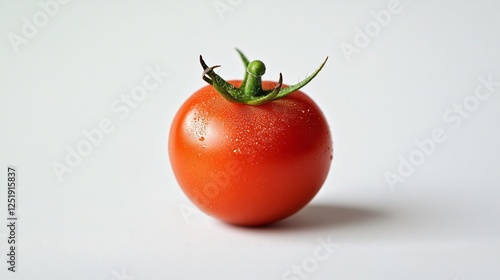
[169,50,332,226]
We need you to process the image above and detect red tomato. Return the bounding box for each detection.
[169,52,332,226]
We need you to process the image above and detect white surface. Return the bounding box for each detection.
[1,0,500,279]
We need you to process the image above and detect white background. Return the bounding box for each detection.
[1,0,500,279]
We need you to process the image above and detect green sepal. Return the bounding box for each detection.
[200,50,327,106]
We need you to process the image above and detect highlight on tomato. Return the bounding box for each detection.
[169,49,332,226]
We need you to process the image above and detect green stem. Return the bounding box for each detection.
[200,50,327,106]
[243,60,266,97]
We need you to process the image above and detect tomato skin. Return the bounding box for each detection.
[169,80,332,226]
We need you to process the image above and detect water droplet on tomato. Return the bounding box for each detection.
[202,144,206,148]
[199,136,205,141]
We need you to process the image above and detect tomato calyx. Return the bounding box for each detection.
[200,49,328,106]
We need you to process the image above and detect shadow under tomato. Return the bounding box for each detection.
[273,204,386,231]
[220,204,387,233]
